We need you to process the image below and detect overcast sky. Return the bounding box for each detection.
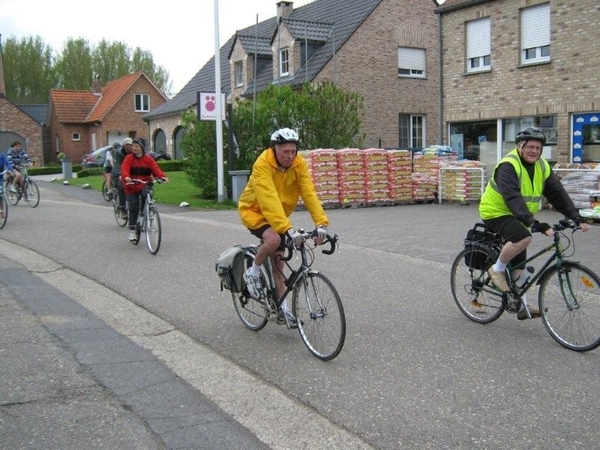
[0,0,313,95]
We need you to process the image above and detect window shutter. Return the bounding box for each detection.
[467,18,490,59]
[521,4,550,49]
[399,48,425,71]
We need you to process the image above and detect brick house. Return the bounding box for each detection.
[144,0,441,159]
[0,44,45,162]
[437,0,600,174]
[48,71,168,163]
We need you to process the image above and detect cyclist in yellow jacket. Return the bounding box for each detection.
[479,127,589,319]
[238,128,329,324]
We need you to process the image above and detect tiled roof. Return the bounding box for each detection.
[280,18,333,42]
[144,0,384,120]
[16,104,48,125]
[87,71,144,122]
[50,89,100,123]
[237,35,272,56]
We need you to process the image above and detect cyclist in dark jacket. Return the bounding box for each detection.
[7,141,32,192]
[112,137,134,218]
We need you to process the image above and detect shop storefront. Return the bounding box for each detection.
[572,113,600,163]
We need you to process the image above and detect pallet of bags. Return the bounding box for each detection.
[364,148,391,204]
[559,167,600,209]
[412,151,440,202]
[387,150,413,203]
[439,160,486,202]
[302,149,340,207]
[338,149,366,205]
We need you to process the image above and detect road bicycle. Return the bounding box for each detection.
[111,183,128,228]
[4,163,40,208]
[0,171,9,229]
[230,229,346,361]
[102,178,112,201]
[451,219,600,352]
[126,178,164,255]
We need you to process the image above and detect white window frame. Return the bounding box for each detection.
[279,48,289,76]
[398,47,426,78]
[234,61,244,87]
[71,133,81,141]
[467,18,491,73]
[399,114,425,149]
[521,3,550,65]
[135,94,150,112]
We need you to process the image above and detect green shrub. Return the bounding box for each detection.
[157,160,184,171]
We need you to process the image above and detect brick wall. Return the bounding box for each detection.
[0,97,44,164]
[441,0,600,162]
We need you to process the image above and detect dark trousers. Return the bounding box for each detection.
[127,188,148,229]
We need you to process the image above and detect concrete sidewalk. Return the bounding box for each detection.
[0,253,268,449]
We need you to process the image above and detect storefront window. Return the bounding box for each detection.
[582,124,600,162]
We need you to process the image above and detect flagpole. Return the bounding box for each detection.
[214,0,225,202]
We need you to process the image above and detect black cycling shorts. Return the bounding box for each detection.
[249,224,286,251]
[104,166,112,174]
[483,215,531,268]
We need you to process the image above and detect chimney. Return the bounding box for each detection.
[91,77,102,95]
[276,1,293,20]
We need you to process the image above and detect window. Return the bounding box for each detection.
[467,18,491,73]
[504,116,557,145]
[398,48,426,78]
[279,49,289,76]
[234,61,244,87]
[135,94,150,112]
[521,3,550,65]
[71,133,81,141]
[399,114,425,148]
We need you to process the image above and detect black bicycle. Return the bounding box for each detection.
[4,163,40,208]
[0,171,9,229]
[125,178,164,255]
[451,220,600,352]
[229,229,346,361]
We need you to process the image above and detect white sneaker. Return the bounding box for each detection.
[9,185,16,193]
[128,229,137,242]
[244,268,263,298]
[276,305,298,328]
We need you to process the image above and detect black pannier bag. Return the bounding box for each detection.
[464,223,501,270]
[216,246,246,292]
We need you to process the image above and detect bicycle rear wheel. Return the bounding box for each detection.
[538,262,600,352]
[24,180,40,208]
[5,179,19,206]
[0,195,8,229]
[232,252,269,330]
[102,179,111,201]
[114,199,128,227]
[292,272,345,361]
[450,246,506,324]
[144,204,161,255]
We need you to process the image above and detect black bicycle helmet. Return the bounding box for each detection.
[133,137,146,151]
[270,128,299,146]
[515,127,546,145]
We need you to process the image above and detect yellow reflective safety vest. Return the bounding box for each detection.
[480,149,551,220]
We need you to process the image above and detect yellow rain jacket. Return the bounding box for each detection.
[238,148,328,234]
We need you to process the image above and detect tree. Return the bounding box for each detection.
[180,81,364,199]
[2,36,57,103]
[2,35,172,102]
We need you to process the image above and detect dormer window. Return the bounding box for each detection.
[279,48,290,76]
[234,61,244,87]
[135,94,149,112]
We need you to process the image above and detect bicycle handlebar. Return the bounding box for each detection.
[282,229,338,261]
[126,177,166,186]
[553,218,583,232]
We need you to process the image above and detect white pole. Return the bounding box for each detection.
[214,0,225,202]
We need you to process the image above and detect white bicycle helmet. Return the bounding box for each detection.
[270,128,299,145]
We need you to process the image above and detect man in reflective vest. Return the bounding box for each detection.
[479,127,590,319]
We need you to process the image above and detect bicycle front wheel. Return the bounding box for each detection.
[102,179,111,201]
[539,262,600,352]
[292,272,346,361]
[24,180,40,208]
[0,195,8,229]
[450,246,506,324]
[144,205,161,255]
[5,179,19,206]
[232,252,269,331]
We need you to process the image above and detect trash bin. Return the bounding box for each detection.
[61,157,73,180]
[229,170,250,202]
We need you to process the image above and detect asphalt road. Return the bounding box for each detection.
[1,180,599,449]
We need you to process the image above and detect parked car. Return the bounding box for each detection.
[82,147,171,168]
[148,151,172,161]
[81,145,112,168]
